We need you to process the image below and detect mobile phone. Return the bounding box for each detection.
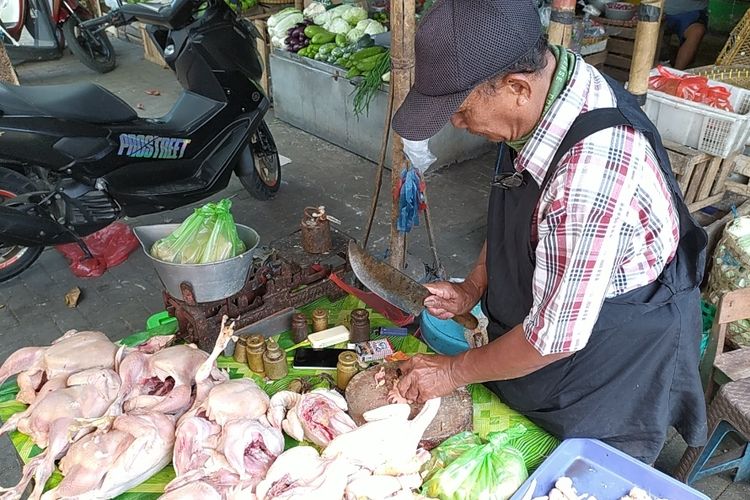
[292,348,349,370]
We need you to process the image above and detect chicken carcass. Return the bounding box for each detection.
[41,411,176,500]
[219,419,284,488]
[196,379,270,426]
[0,368,122,500]
[0,330,117,405]
[160,481,224,500]
[296,390,357,447]
[322,398,441,475]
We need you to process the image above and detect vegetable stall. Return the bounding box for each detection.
[266,3,491,167]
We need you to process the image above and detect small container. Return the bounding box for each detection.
[263,339,288,380]
[337,351,359,391]
[355,339,394,362]
[349,308,371,343]
[290,313,309,344]
[312,308,329,332]
[246,334,267,374]
[233,337,248,363]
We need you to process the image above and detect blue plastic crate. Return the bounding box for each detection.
[510,438,709,500]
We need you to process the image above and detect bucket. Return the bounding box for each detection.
[133,223,260,303]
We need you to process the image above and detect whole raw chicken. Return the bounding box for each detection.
[195,378,270,426]
[41,411,176,500]
[0,368,122,500]
[218,419,284,487]
[322,398,441,475]
[0,330,118,404]
[267,389,357,446]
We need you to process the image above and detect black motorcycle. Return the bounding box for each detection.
[0,0,281,282]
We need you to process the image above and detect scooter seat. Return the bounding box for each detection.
[0,83,137,123]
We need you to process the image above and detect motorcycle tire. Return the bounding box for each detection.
[238,121,281,201]
[62,17,116,74]
[0,168,44,283]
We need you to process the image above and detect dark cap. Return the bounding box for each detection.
[392,0,543,141]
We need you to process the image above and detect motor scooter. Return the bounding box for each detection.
[0,0,281,282]
[0,0,116,72]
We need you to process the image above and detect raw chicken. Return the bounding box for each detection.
[0,330,118,405]
[322,398,441,475]
[0,368,121,500]
[218,419,284,486]
[41,411,176,500]
[160,481,224,500]
[345,473,422,500]
[295,390,357,447]
[256,450,354,500]
[172,415,224,477]
[196,379,270,426]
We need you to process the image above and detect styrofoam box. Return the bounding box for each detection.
[644,67,750,159]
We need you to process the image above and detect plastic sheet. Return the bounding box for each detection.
[55,222,140,278]
[649,66,734,112]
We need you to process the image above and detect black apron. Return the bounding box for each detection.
[481,77,708,463]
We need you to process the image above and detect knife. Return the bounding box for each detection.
[347,241,479,331]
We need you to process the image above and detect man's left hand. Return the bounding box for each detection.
[397,353,463,403]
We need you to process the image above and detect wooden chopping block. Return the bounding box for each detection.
[344,363,473,450]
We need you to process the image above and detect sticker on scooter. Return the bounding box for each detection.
[117,134,191,160]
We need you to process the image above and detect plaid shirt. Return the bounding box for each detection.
[514,56,679,355]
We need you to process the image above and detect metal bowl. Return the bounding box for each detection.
[605,2,636,21]
[133,223,260,303]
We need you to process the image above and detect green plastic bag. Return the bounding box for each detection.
[150,199,246,264]
[423,424,528,500]
[421,431,484,482]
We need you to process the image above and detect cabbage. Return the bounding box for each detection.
[303,1,326,19]
[326,18,351,35]
[268,8,301,29]
[356,19,386,35]
[271,13,304,39]
[340,6,367,25]
[346,27,365,43]
[313,11,331,26]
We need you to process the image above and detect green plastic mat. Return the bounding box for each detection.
[0,294,558,498]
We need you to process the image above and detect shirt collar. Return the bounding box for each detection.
[513,54,592,187]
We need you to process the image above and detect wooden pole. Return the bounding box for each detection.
[628,0,664,104]
[388,0,415,270]
[0,45,19,85]
[547,0,576,48]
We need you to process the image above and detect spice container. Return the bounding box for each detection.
[290,313,309,344]
[337,351,358,391]
[233,337,248,363]
[263,339,288,380]
[312,308,328,332]
[246,334,266,374]
[349,308,371,343]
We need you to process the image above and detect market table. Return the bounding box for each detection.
[0,294,559,498]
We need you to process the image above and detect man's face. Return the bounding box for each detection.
[449,73,544,143]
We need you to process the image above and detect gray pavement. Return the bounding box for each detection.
[0,37,746,500]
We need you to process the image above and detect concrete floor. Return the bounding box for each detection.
[0,37,748,499]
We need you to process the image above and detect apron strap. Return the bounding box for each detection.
[542,108,630,191]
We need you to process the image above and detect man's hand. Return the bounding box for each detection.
[423,281,481,320]
[397,354,462,403]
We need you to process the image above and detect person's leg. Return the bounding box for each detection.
[674,22,707,70]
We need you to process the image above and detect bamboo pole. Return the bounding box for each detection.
[0,45,19,85]
[547,0,576,48]
[387,0,415,270]
[628,0,664,104]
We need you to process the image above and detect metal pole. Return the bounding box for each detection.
[547,0,576,47]
[387,0,415,270]
[628,0,664,105]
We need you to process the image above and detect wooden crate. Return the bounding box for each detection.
[139,25,169,69]
[725,155,750,197]
[665,140,737,213]
[596,18,664,82]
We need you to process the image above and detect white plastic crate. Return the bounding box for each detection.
[644,67,750,158]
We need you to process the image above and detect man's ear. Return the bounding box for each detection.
[504,74,532,105]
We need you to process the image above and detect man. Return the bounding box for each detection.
[664,0,708,70]
[394,0,707,463]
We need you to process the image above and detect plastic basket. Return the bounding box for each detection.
[644,68,750,158]
[716,8,750,66]
[688,65,750,90]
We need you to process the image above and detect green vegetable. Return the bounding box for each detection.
[314,52,326,61]
[422,432,484,483]
[297,47,308,57]
[346,67,361,78]
[318,42,336,55]
[330,47,344,58]
[335,33,348,47]
[352,51,390,115]
[325,17,351,35]
[351,46,385,61]
[334,57,346,66]
[312,32,336,44]
[304,25,327,38]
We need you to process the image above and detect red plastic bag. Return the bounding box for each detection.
[55,222,140,278]
[649,66,734,112]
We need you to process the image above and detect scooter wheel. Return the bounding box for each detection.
[62,17,117,74]
[0,168,44,283]
[239,122,281,201]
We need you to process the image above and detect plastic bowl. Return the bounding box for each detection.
[605,2,636,21]
[419,303,484,356]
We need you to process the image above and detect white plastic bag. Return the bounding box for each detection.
[402,138,437,174]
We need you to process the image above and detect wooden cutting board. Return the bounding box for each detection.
[344,363,473,450]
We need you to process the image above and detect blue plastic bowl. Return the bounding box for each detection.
[419,303,483,356]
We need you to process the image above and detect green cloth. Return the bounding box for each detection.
[0,295,559,498]
[506,45,577,152]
